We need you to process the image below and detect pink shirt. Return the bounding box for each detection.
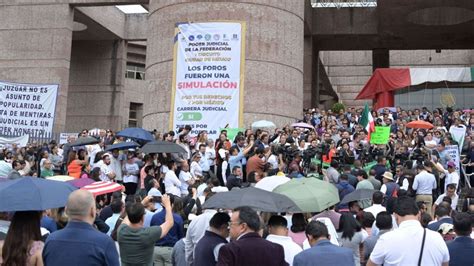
[288,230,306,247]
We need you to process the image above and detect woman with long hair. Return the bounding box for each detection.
[0,211,43,266]
[337,213,366,266]
[288,213,307,247]
[67,150,88,179]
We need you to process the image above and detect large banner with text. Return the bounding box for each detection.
[170,22,245,138]
[0,81,58,136]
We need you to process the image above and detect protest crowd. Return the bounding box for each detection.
[1,105,474,266]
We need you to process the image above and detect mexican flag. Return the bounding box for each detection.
[356,67,474,101]
[360,103,374,141]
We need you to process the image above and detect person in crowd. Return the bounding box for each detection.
[337,213,366,265]
[96,153,116,182]
[246,147,269,178]
[105,199,124,236]
[367,196,449,266]
[293,221,354,266]
[40,159,55,178]
[0,153,13,177]
[226,166,243,191]
[413,162,437,218]
[336,174,355,211]
[311,205,341,230]
[355,170,374,209]
[7,160,23,179]
[0,211,44,265]
[67,150,88,179]
[193,212,230,266]
[42,190,119,265]
[288,213,307,247]
[380,171,400,201]
[364,211,392,261]
[150,194,184,266]
[433,183,459,213]
[446,212,474,266]
[117,195,174,265]
[265,215,303,265]
[367,169,382,190]
[163,161,182,197]
[433,161,460,193]
[217,206,286,265]
[122,151,140,195]
[364,191,386,218]
[427,205,453,232]
[184,194,217,265]
[326,160,340,184]
[371,156,388,182]
[190,152,204,180]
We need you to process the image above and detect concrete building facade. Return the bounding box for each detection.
[0,0,473,133]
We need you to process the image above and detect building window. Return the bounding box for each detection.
[126,64,145,80]
[129,102,143,127]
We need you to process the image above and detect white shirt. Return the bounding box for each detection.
[97,160,113,182]
[266,234,302,265]
[205,147,216,167]
[122,162,139,183]
[184,210,217,264]
[370,220,449,266]
[221,160,229,184]
[190,161,202,179]
[434,193,459,210]
[105,213,121,236]
[413,170,437,195]
[179,170,193,195]
[442,170,459,191]
[364,204,386,218]
[267,154,279,170]
[164,170,181,197]
[199,152,210,172]
[109,156,123,181]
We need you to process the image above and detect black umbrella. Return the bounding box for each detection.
[66,136,99,147]
[142,141,187,154]
[104,141,139,152]
[116,127,154,142]
[340,189,376,204]
[202,187,301,213]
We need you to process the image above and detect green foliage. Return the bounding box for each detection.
[331,102,346,114]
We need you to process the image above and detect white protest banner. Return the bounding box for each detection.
[449,126,466,152]
[59,133,78,145]
[170,22,245,139]
[0,135,29,147]
[0,80,58,136]
[445,145,460,174]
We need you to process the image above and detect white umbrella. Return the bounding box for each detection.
[251,120,276,129]
[255,175,290,192]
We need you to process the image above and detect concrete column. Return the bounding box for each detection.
[144,0,305,131]
[303,36,313,109]
[67,40,126,131]
[372,48,392,109]
[0,3,74,132]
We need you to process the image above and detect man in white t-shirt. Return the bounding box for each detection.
[178,163,194,197]
[367,197,449,266]
[433,161,459,192]
[266,215,302,265]
[433,184,459,212]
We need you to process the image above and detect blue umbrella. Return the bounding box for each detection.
[0,177,77,211]
[116,127,154,142]
[105,141,139,152]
